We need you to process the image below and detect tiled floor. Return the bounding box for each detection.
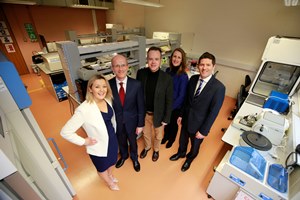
[22,73,235,200]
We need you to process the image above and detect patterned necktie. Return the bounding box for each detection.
[194,79,204,98]
[119,82,125,106]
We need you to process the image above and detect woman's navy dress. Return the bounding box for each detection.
[89,103,118,172]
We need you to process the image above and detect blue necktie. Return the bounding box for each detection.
[194,79,204,98]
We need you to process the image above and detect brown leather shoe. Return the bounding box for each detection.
[140,148,151,159]
[152,151,159,162]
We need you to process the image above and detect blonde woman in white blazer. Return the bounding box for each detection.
[61,75,119,191]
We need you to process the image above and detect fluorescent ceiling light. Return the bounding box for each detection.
[284,0,299,6]
[121,0,164,8]
[291,0,299,5]
[70,4,108,10]
[0,0,36,5]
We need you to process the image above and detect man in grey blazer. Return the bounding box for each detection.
[109,55,145,172]
[170,52,225,172]
[136,46,173,162]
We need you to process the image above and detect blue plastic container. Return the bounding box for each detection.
[267,164,288,193]
[263,90,289,113]
[230,146,266,181]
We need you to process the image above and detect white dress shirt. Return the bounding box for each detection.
[116,76,128,93]
[194,75,212,95]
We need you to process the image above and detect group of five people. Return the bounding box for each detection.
[60,46,225,191]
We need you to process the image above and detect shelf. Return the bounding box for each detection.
[79,46,139,60]
[57,34,180,102]
[78,41,139,54]
[77,33,112,39]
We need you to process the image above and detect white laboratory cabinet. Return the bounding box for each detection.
[207,149,289,200]
[0,52,75,199]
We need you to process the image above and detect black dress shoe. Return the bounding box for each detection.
[186,152,192,158]
[166,142,173,148]
[161,139,167,144]
[169,153,185,161]
[152,151,159,162]
[181,161,191,172]
[115,158,126,168]
[133,160,140,172]
[140,148,151,159]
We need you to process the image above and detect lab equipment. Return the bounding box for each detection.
[240,131,272,151]
[233,110,288,146]
[263,90,289,113]
[267,164,288,193]
[152,31,181,42]
[252,111,288,145]
[0,52,75,199]
[208,36,300,200]
[77,63,112,81]
[230,146,267,181]
[42,52,63,71]
[246,37,300,107]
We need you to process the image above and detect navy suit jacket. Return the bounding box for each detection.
[181,74,225,136]
[136,68,173,127]
[109,76,145,134]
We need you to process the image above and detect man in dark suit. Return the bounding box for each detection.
[109,54,145,172]
[136,46,173,162]
[170,52,225,172]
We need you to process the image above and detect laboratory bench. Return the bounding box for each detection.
[206,36,300,200]
[37,63,67,102]
[206,93,300,200]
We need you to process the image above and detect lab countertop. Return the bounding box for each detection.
[222,94,300,165]
[37,63,64,75]
[62,86,81,106]
[222,101,263,146]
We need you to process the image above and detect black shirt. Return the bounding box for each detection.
[145,69,159,112]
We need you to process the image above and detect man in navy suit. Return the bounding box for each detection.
[170,52,225,172]
[109,54,145,172]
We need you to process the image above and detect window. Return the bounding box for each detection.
[252,61,300,97]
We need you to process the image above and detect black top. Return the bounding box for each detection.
[89,103,118,172]
[145,69,159,112]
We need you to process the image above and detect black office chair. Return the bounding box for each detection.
[228,75,251,120]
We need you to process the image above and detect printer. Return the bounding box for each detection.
[42,52,62,71]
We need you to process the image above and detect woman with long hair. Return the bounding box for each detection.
[162,48,189,148]
[61,74,119,191]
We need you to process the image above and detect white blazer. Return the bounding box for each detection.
[60,99,116,157]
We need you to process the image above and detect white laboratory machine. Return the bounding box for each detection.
[42,52,63,71]
[152,31,181,42]
[207,36,300,200]
[0,51,75,199]
[233,110,289,146]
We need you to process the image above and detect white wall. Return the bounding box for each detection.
[107,0,300,97]
[106,0,145,29]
